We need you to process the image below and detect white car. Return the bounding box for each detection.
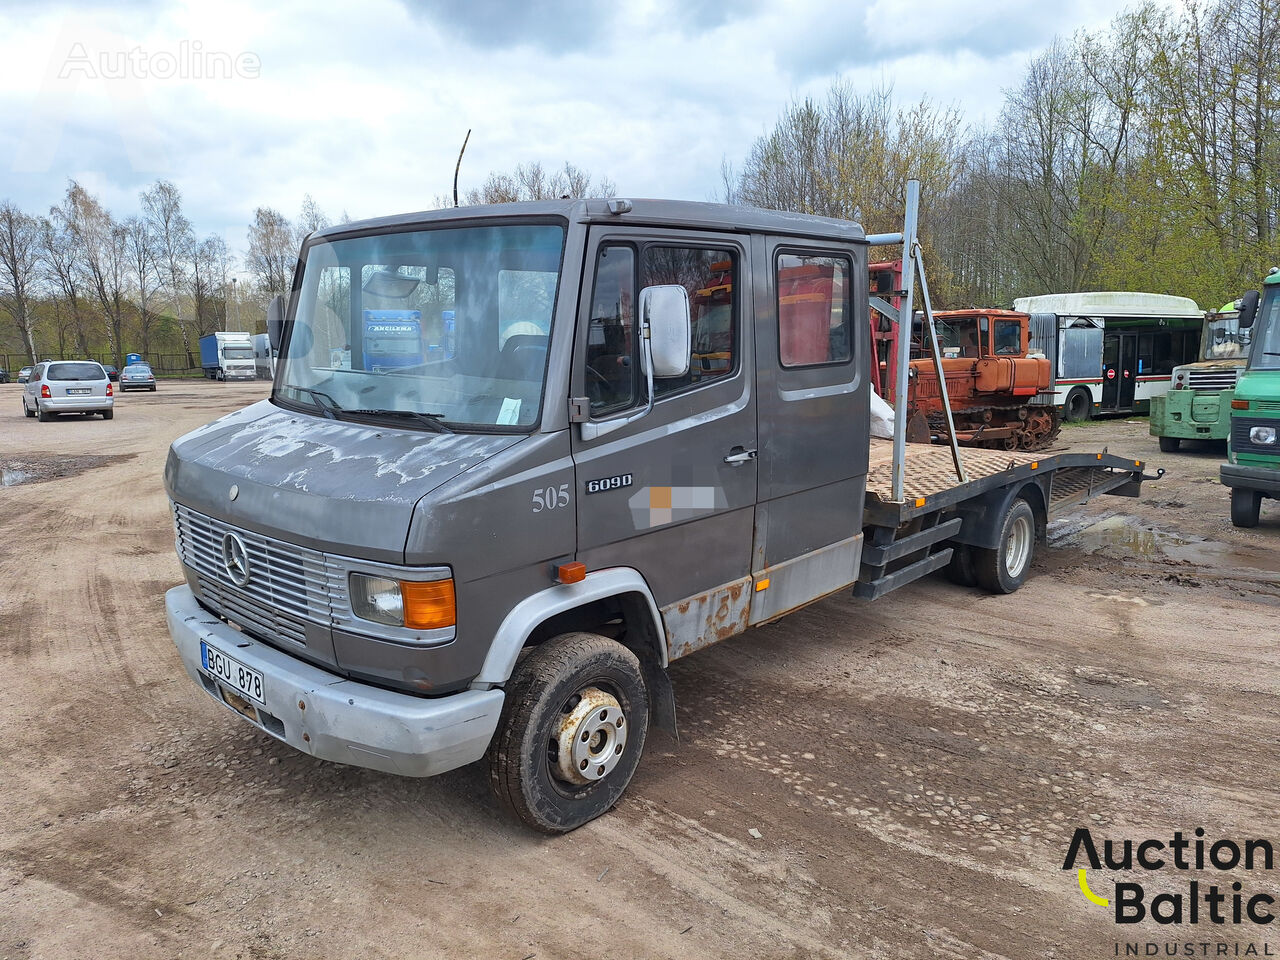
[22,360,114,421]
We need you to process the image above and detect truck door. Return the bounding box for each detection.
[750,236,868,624]
[570,230,757,660]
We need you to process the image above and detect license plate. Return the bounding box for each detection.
[200,640,264,704]
[67,388,90,395]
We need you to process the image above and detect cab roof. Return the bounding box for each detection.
[309,198,867,246]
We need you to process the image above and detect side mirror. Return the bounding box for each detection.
[639,284,691,379]
[1237,290,1260,329]
[267,295,285,350]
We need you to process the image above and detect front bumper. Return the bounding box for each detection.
[1221,463,1280,497]
[165,585,503,777]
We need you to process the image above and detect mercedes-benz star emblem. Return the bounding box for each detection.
[221,533,252,587]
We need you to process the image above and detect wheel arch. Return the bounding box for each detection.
[950,478,1049,550]
[472,568,667,689]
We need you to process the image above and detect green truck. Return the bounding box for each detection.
[1150,302,1252,452]
[1222,273,1279,527]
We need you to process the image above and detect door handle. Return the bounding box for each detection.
[724,446,757,466]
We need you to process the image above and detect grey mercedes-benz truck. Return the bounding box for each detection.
[164,197,1149,832]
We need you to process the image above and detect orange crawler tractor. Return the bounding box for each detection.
[906,309,1061,451]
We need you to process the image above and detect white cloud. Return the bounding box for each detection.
[0,0,1139,261]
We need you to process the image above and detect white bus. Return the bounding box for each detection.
[1013,292,1203,420]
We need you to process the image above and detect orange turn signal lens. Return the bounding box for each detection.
[401,578,456,630]
[556,562,587,584]
[1232,399,1250,410]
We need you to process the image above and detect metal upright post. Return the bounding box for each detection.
[891,182,920,503]
[915,245,967,483]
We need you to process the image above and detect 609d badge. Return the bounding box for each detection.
[586,473,633,495]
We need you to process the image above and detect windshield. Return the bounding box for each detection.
[936,318,982,357]
[1203,313,1251,360]
[1249,287,1280,371]
[222,346,254,360]
[47,362,105,381]
[276,222,564,431]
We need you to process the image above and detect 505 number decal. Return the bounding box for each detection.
[586,473,633,495]
[532,484,570,513]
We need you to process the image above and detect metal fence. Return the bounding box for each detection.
[1,352,205,376]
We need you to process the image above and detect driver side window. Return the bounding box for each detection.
[584,244,637,415]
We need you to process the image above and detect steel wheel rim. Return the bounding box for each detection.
[1004,513,1032,577]
[551,686,628,786]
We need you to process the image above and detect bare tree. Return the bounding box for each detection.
[295,194,331,247]
[142,180,195,355]
[192,235,230,335]
[64,182,131,369]
[123,214,159,356]
[39,210,91,356]
[463,161,617,205]
[0,201,42,362]
[246,207,295,298]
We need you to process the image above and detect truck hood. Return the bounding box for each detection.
[164,400,522,563]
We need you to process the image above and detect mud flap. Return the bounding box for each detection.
[642,657,678,740]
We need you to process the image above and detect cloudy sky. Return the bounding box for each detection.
[0,0,1130,260]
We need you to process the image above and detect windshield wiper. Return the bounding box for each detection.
[285,385,344,420]
[346,409,455,434]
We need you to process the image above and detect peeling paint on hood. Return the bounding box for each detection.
[166,400,522,563]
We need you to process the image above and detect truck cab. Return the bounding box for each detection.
[1222,272,1280,526]
[164,197,1150,832]
[1150,304,1252,451]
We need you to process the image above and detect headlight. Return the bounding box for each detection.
[349,573,456,630]
[1250,426,1277,445]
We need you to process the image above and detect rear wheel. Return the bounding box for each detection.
[102,409,113,420]
[488,632,649,834]
[1158,436,1181,453]
[1064,388,1092,422]
[974,498,1037,594]
[1231,488,1262,528]
[37,408,53,422]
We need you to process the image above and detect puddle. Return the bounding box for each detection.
[0,454,135,487]
[1055,514,1280,582]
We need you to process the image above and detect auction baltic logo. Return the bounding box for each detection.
[1064,827,1278,956]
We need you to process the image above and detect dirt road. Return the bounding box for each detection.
[3,382,1279,959]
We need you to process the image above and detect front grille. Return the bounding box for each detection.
[173,503,346,645]
[1188,369,1238,391]
[1230,416,1280,457]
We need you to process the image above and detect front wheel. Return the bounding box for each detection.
[974,498,1037,594]
[488,632,649,834]
[1231,488,1262,528]
[23,399,34,418]
[1158,436,1181,453]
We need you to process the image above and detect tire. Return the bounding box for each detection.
[974,498,1037,594]
[1231,488,1262,528]
[150,385,156,391]
[37,407,53,422]
[944,542,976,586]
[1064,388,1092,422]
[102,409,113,420]
[1158,436,1181,453]
[488,632,649,834]
[23,399,34,418]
